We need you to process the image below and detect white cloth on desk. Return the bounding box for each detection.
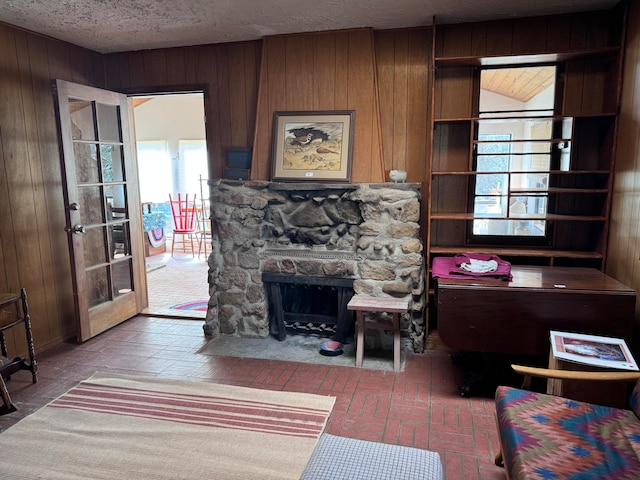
[458,257,498,273]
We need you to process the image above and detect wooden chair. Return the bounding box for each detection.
[168,193,198,256]
[495,364,640,479]
[0,288,37,415]
[196,202,212,259]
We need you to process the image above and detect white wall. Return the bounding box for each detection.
[133,93,207,198]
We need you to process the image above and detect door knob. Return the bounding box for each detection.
[68,202,80,211]
[65,225,86,234]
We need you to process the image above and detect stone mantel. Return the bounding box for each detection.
[208,179,421,192]
[202,180,426,353]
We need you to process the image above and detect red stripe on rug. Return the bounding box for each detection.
[65,384,331,419]
[74,383,331,416]
[50,383,330,438]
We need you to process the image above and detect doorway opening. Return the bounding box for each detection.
[131,92,210,319]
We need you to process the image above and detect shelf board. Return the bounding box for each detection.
[510,187,608,194]
[431,170,610,175]
[430,212,607,221]
[429,246,603,260]
[434,112,617,122]
[434,47,620,67]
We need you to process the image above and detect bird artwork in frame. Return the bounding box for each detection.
[271,111,355,182]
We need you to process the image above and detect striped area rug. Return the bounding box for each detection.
[170,300,208,311]
[0,373,335,479]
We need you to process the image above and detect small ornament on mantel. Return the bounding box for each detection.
[389,170,407,183]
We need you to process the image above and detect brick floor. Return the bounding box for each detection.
[0,316,508,480]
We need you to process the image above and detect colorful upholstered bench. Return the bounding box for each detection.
[300,434,443,480]
[495,365,640,480]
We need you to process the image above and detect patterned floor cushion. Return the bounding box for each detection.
[300,433,443,479]
[496,386,640,480]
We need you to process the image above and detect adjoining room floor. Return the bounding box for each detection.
[0,316,507,480]
[143,237,210,319]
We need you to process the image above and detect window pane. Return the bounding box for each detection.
[137,140,172,203]
[474,219,545,236]
[480,66,556,112]
[79,186,105,225]
[101,144,124,182]
[113,260,133,297]
[472,65,556,239]
[83,226,108,267]
[96,103,121,142]
[74,143,99,184]
[474,196,507,217]
[86,266,110,308]
[475,174,508,195]
[69,99,96,140]
[178,139,208,197]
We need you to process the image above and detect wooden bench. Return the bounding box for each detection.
[347,295,409,372]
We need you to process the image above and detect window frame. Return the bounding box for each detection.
[465,63,562,247]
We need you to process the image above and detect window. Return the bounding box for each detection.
[177,139,208,198]
[136,140,172,203]
[470,65,559,242]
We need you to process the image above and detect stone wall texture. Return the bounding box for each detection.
[203,180,426,353]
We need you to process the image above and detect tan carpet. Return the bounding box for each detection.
[0,373,335,479]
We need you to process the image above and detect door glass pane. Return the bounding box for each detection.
[87,266,110,308]
[96,103,121,142]
[84,226,108,267]
[113,260,133,297]
[79,186,105,225]
[109,222,130,259]
[105,184,128,218]
[101,144,125,182]
[74,144,99,183]
[69,99,96,140]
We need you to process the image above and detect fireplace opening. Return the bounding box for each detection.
[263,273,354,341]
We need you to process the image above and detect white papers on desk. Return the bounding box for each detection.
[550,330,639,371]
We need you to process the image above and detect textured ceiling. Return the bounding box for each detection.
[0,0,621,54]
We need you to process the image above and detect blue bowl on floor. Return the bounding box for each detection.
[319,341,343,356]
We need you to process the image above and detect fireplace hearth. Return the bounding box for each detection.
[203,180,426,353]
[263,272,354,340]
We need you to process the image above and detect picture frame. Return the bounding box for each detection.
[271,110,355,182]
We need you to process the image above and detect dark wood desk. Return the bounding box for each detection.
[436,266,636,357]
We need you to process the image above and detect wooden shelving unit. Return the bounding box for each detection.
[427,5,627,273]
[422,5,630,340]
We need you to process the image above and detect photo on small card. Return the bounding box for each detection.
[550,330,638,371]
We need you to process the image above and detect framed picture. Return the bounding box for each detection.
[271,111,355,182]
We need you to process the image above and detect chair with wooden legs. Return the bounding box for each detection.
[495,364,640,479]
[168,193,198,256]
[196,202,212,259]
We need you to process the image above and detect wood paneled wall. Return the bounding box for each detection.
[0,22,104,354]
[252,29,386,182]
[374,28,432,183]
[2,3,638,356]
[608,0,640,347]
[252,27,432,183]
[103,41,261,180]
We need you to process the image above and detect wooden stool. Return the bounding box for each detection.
[347,295,409,372]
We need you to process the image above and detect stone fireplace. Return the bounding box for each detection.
[203,180,426,353]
